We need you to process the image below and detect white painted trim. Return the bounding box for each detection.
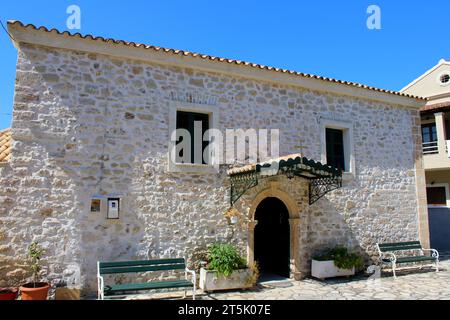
[167,101,219,173]
[320,118,355,176]
[401,59,450,92]
[425,92,450,102]
[7,23,424,109]
[426,183,450,207]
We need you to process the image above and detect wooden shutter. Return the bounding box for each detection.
[326,128,345,171]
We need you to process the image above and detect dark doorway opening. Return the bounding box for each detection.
[428,207,450,256]
[254,197,290,280]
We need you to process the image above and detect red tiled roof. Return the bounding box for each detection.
[420,101,450,113]
[8,21,426,101]
[0,129,12,162]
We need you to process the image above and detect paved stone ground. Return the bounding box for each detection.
[202,259,450,300]
[125,258,450,301]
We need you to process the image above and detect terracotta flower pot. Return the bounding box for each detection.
[0,288,18,300]
[20,283,50,300]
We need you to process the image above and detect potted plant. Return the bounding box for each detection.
[224,207,240,225]
[19,241,50,300]
[0,288,18,300]
[311,246,364,280]
[198,244,258,292]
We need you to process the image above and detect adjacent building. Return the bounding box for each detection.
[401,59,450,252]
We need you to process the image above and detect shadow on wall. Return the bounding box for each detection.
[307,186,420,269]
[428,207,450,254]
[307,197,372,268]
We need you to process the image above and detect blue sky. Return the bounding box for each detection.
[0,1,449,130]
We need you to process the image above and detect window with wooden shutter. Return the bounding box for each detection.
[326,128,345,171]
[176,111,210,164]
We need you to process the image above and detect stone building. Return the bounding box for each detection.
[0,21,429,295]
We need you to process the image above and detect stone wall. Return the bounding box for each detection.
[0,42,422,295]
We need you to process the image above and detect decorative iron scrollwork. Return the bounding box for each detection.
[309,176,342,205]
[230,171,259,206]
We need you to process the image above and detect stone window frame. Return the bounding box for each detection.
[167,101,219,174]
[320,118,355,179]
[426,183,450,208]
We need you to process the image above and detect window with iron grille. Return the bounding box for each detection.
[440,74,450,84]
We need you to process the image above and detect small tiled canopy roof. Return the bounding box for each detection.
[227,153,341,178]
[227,154,342,206]
[227,154,303,175]
[0,129,12,162]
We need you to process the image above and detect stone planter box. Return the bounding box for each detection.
[311,260,355,279]
[199,268,254,292]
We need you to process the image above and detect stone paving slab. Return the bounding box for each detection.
[204,260,450,300]
[121,260,450,301]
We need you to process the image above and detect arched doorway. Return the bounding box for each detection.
[254,197,290,279]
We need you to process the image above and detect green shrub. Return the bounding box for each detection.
[207,244,247,277]
[28,241,45,286]
[188,246,209,275]
[313,246,364,271]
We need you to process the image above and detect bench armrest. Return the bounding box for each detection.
[97,261,104,300]
[97,275,104,300]
[185,267,197,299]
[379,251,397,263]
[185,267,196,285]
[422,248,439,259]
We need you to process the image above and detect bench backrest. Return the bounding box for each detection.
[377,241,422,252]
[98,258,186,275]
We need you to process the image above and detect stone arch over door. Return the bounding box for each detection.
[247,185,302,280]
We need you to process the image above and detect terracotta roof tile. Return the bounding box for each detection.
[8,21,426,101]
[227,153,303,175]
[0,129,12,162]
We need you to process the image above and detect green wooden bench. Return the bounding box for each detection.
[376,241,439,278]
[97,258,196,300]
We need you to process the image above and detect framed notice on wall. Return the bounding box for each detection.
[90,199,101,213]
[107,198,120,219]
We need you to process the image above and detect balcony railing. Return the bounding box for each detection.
[423,141,438,154]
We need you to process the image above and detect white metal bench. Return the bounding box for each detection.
[376,241,439,278]
[97,258,196,300]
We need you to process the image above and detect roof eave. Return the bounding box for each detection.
[8,21,425,109]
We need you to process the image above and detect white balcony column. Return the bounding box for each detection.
[434,112,447,155]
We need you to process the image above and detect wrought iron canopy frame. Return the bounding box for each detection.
[229,156,342,206]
